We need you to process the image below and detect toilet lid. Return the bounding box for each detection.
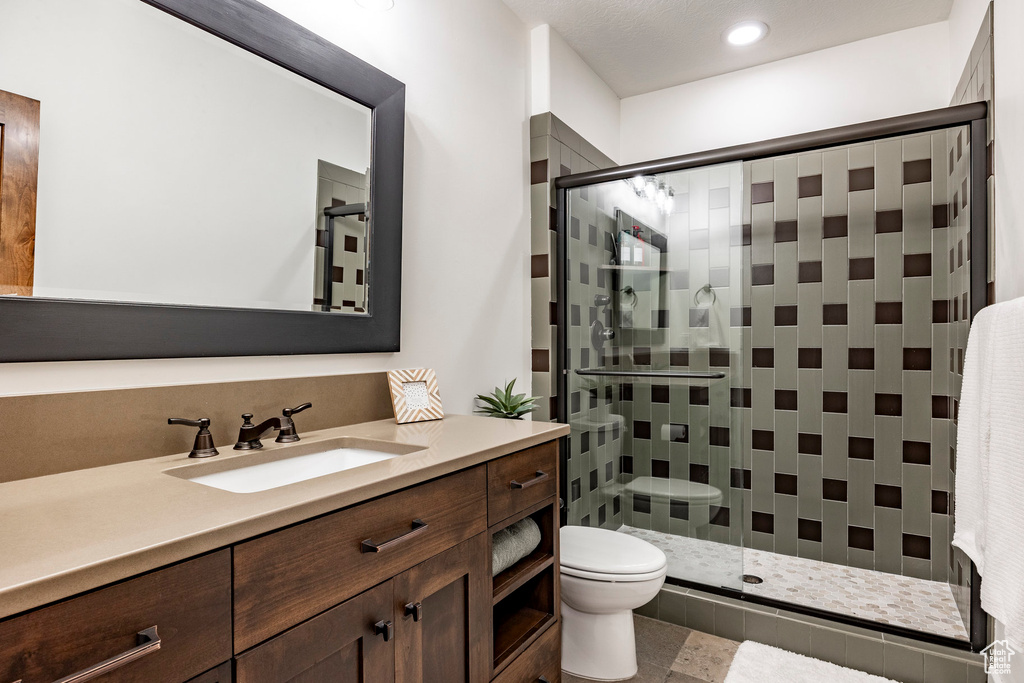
[623,476,723,504]
[560,526,667,575]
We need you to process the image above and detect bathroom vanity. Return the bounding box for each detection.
[0,416,567,683]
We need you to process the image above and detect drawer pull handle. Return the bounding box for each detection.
[510,470,549,490]
[404,601,424,622]
[52,626,160,683]
[538,677,550,683]
[373,619,394,642]
[361,519,428,553]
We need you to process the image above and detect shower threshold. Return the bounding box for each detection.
[619,525,968,642]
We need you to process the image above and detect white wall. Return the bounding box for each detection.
[0,0,533,414]
[0,0,370,312]
[948,0,991,90]
[530,24,620,162]
[619,22,951,164]
[991,0,1024,303]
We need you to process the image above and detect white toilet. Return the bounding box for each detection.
[560,526,668,681]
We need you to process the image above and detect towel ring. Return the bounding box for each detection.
[694,283,717,307]
[620,285,638,308]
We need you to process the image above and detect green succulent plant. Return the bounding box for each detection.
[475,379,540,420]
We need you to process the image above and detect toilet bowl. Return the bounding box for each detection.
[560,526,667,681]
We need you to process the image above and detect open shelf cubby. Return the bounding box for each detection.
[489,496,559,674]
[492,566,556,673]
[491,499,556,604]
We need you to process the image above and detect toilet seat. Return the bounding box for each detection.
[560,526,667,582]
[560,564,668,583]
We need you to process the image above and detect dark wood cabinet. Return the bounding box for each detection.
[394,534,491,683]
[186,662,233,683]
[0,439,562,683]
[0,551,232,683]
[236,581,395,683]
[233,465,487,652]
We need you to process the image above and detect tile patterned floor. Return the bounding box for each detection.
[619,525,968,641]
[563,615,739,683]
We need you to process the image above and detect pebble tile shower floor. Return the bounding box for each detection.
[620,526,968,641]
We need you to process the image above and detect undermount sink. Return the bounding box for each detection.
[165,437,423,493]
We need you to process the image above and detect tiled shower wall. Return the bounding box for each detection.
[597,165,747,551]
[561,178,626,530]
[947,1,993,628]
[529,113,622,529]
[738,130,969,585]
[530,112,616,424]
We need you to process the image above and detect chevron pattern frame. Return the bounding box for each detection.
[387,368,444,424]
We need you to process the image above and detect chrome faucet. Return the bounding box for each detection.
[234,403,312,450]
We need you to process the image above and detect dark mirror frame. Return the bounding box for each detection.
[0,0,405,361]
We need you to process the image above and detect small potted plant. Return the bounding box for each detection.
[475,379,540,420]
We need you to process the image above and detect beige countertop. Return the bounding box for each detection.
[0,414,568,621]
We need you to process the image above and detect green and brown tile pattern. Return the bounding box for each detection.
[529,112,620,530]
[737,131,968,584]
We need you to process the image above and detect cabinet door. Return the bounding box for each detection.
[235,581,395,683]
[394,533,490,683]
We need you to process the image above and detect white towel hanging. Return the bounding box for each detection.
[953,296,1024,649]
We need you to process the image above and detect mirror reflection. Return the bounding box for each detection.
[0,0,373,314]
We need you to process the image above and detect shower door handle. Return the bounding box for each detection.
[510,470,549,489]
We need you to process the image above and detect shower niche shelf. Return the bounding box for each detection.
[487,473,559,676]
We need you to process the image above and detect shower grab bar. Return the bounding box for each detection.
[574,369,727,379]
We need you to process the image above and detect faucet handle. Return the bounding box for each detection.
[283,403,312,418]
[168,417,210,429]
[277,403,312,443]
[234,413,263,450]
[168,417,219,458]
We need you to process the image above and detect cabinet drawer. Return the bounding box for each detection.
[0,550,232,683]
[233,465,487,651]
[487,441,558,525]
[491,621,560,683]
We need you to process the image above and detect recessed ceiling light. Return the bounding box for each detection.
[355,0,394,10]
[725,21,768,47]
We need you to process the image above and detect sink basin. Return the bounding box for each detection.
[165,437,423,493]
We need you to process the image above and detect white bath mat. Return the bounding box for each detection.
[724,641,898,683]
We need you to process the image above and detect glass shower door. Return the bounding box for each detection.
[563,163,747,590]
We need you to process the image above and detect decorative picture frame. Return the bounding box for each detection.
[387,368,444,424]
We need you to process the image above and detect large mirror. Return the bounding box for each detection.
[0,0,406,360]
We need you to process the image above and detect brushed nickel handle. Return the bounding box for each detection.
[538,677,550,682]
[511,470,549,489]
[404,601,424,622]
[360,519,428,552]
[373,619,394,642]
[52,626,160,683]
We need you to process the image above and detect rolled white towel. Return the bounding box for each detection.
[492,517,542,576]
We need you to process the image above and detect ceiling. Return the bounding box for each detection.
[502,0,953,98]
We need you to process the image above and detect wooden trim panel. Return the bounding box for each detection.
[0,89,40,296]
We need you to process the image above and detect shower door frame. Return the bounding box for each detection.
[554,102,989,652]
